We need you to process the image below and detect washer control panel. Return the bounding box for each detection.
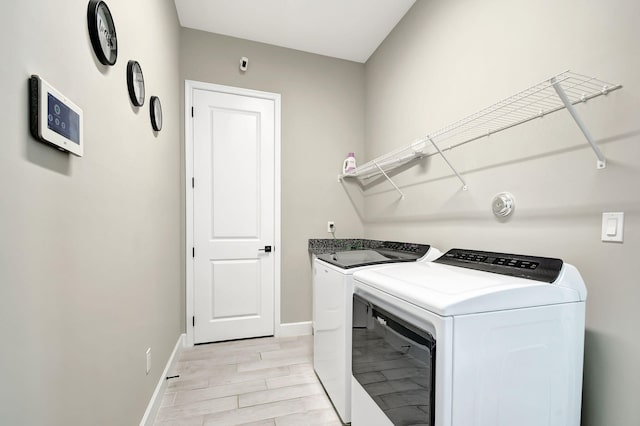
[379,241,431,255]
[435,249,563,283]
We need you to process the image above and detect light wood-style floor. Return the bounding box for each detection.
[154,335,342,426]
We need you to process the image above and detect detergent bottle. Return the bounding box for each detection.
[343,152,357,174]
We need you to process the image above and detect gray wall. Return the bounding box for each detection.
[0,1,182,425]
[179,29,366,323]
[363,0,640,425]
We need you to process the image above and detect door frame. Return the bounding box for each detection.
[184,80,281,347]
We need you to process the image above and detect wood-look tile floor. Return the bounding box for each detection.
[154,335,342,426]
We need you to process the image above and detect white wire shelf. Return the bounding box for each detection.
[341,70,622,194]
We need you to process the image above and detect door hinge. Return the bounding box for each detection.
[192,247,195,258]
[192,316,195,327]
[191,106,194,117]
[191,177,194,188]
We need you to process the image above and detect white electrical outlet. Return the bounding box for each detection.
[327,221,335,233]
[146,348,151,375]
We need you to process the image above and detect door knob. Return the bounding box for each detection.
[258,245,272,253]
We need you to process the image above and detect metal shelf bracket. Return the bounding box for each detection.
[374,162,405,199]
[551,77,607,169]
[427,136,468,190]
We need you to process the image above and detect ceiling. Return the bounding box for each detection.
[174,0,416,63]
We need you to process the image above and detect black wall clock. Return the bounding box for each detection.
[150,96,162,131]
[126,60,145,106]
[87,0,118,66]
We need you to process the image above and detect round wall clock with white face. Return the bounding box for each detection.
[126,60,145,106]
[150,96,162,131]
[87,0,118,66]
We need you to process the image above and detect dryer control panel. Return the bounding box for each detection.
[435,249,563,283]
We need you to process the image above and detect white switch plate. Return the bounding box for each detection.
[146,348,151,374]
[601,212,624,242]
[327,221,335,233]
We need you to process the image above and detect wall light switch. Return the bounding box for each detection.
[601,212,624,242]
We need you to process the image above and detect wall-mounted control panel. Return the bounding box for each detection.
[29,75,83,156]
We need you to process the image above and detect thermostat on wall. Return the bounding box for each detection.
[29,75,83,157]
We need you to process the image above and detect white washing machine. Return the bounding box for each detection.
[313,241,442,424]
[351,248,587,426]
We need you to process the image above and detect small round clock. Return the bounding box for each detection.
[150,96,162,131]
[87,0,118,66]
[126,60,145,106]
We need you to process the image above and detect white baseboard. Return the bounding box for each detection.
[140,333,186,426]
[278,321,312,337]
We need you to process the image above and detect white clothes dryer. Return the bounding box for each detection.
[351,248,587,426]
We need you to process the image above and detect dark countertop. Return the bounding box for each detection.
[308,239,384,255]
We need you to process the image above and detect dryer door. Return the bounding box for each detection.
[352,293,436,425]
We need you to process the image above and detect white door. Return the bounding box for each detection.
[192,87,277,344]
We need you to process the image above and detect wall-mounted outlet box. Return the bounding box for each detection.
[327,221,335,233]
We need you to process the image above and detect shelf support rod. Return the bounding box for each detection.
[374,162,405,199]
[551,77,606,169]
[427,136,468,190]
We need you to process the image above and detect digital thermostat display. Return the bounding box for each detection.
[29,75,83,157]
[47,93,80,145]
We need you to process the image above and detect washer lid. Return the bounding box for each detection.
[315,241,433,269]
[317,249,391,268]
[353,260,586,316]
